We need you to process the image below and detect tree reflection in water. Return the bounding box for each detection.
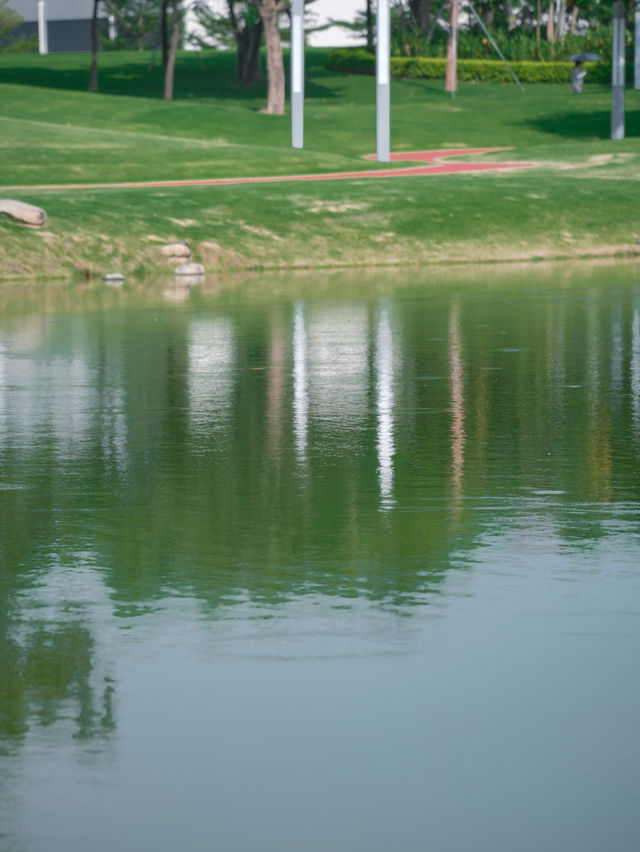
[1,264,640,750]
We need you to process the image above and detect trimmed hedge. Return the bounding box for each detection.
[326,48,616,85]
[326,48,379,76]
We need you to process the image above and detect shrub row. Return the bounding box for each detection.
[392,24,620,64]
[326,48,618,85]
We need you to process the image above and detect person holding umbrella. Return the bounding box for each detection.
[570,52,601,94]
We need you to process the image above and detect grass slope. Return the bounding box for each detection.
[1,49,639,281]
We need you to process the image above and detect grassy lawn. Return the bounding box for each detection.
[1,49,639,280]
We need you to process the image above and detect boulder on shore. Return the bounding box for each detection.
[161,241,191,258]
[102,272,125,285]
[0,199,47,227]
[175,263,205,277]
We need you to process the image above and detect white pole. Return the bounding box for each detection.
[612,0,625,140]
[376,0,390,162]
[635,0,640,89]
[291,0,304,149]
[108,14,117,41]
[557,0,565,39]
[37,0,48,55]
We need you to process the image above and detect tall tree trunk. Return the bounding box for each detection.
[237,21,264,84]
[569,4,578,34]
[161,0,169,69]
[229,1,263,85]
[259,0,285,115]
[445,0,459,93]
[88,0,99,92]
[547,1,555,42]
[557,0,565,39]
[365,0,374,51]
[164,0,180,100]
[536,0,541,43]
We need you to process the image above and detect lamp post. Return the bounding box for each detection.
[37,0,48,55]
[291,0,304,149]
[612,0,625,140]
[635,0,640,90]
[376,0,390,162]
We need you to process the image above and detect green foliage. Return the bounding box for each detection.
[0,0,34,52]
[325,47,377,75]
[393,56,602,85]
[327,47,630,85]
[366,1,635,64]
[440,24,622,63]
[189,1,236,49]
[1,34,37,53]
[389,2,447,56]
[0,0,20,37]
[102,0,162,51]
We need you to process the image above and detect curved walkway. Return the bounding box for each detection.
[3,148,536,192]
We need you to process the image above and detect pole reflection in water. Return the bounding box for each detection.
[187,318,235,434]
[0,340,5,442]
[307,304,369,432]
[448,300,465,509]
[292,301,308,467]
[632,306,640,445]
[586,296,613,501]
[376,301,395,511]
[548,298,566,421]
[610,303,623,399]
[267,311,286,460]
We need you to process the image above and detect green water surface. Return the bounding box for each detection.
[1,263,639,852]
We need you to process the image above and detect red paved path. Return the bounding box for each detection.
[3,148,536,192]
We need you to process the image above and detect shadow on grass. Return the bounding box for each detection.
[0,49,340,103]
[526,109,640,139]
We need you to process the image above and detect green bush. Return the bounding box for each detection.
[0,0,36,52]
[327,48,625,85]
[394,56,583,84]
[1,34,37,53]
[326,48,378,75]
[425,25,620,63]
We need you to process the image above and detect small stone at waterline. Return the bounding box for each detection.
[175,263,205,277]
[102,272,125,285]
[0,199,46,227]
[161,241,191,258]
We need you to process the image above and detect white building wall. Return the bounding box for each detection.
[191,0,363,48]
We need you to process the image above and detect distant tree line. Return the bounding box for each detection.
[1,1,633,107]
[339,2,629,59]
[86,0,311,112]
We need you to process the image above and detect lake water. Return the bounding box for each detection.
[1,262,639,852]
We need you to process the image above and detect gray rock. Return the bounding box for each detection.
[175,263,205,277]
[0,199,46,227]
[161,241,191,258]
[102,272,125,285]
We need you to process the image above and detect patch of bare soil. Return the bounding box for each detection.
[238,223,284,241]
[199,240,253,268]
